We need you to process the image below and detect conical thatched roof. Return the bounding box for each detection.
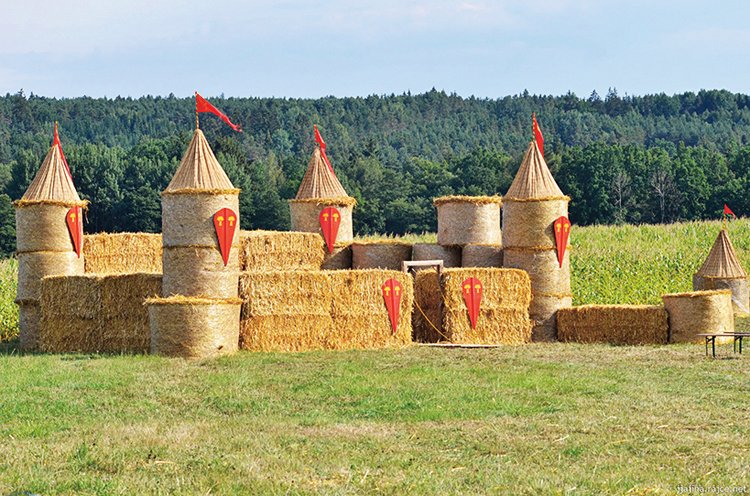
[505,140,564,200]
[20,142,81,203]
[696,229,747,278]
[295,147,348,199]
[165,129,235,192]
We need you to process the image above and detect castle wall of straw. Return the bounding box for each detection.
[412,244,461,268]
[434,197,502,246]
[239,270,413,352]
[352,242,413,270]
[289,199,354,243]
[693,275,750,316]
[461,244,503,268]
[662,290,735,343]
[38,273,161,353]
[557,305,669,345]
[84,233,162,274]
[240,230,325,271]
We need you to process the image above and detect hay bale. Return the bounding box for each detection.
[412,243,461,268]
[501,198,569,248]
[162,245,240,298]
[662,290,735,344]
[239,270,413,352]
[162,192,240,247]
[351,241,413,270]
[240,230,325,271]
[83,233,162,274]
[529,294,573,342]
[441,268,532,344]
[38,273,161,353]
[17,301,40,351]
[16,251,84,301]
[557,305,669,345]
[412,269,445,343]
[502,248,571,295]
[147,296,241,359]
[289,198,355,243]
[15,203,76,253]
[693,275,750,316]
[434,196,502,246]
[462,244,503,268]
[322,243,352,270]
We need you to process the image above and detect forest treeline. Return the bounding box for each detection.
[2,87,750,257]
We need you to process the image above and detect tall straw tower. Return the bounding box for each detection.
[502,141,572,341]
[14,126,86,350]
[693,229,749,315]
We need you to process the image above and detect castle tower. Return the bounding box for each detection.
[693,229,749,315]
[502,141,572,341]
[14,126,86,350]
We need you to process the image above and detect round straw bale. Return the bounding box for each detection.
[693,275,750,315]
[289,199,354,243]
[352,242,413,270]
[17,301,40,351]
[529,294,573,342]
[15,204,76,253]
[412,244,461,268]
[434,196,502,246]
[17,251,84,301]
[162,193,240,247]
[321,243,352,270]
[502,198,568,248]
[662,290,734,344]
[148,297,241,359]
[461,244,503,268]
[503,248,571,295]
[162,245,240,298]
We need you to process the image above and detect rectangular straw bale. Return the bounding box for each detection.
[240,230,326,271]
[83,233,163,274]
[241,315,335,352]
[442,268,532,344]
[412,269,445,343]
[557,305,668,345]
[240,270,332,316]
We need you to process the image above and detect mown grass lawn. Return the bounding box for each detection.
[1,344,748,495]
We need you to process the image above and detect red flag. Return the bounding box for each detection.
[196,92,242,132]
[53,122,73,180]
[381,278,403,334]
[724,204,737,219]
[532,113,544,157]
[313,125,336,175]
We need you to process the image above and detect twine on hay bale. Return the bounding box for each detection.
[321,243,353,270]
[440,268,532,345]
[16,301,40,351]
[239,270,413,352]
[240,230,325,271]
[528,294,573,342]
[693,275,749,315]
[351,241,413,270]
[161,192,239,248]
[38,273,161,353]
[412,243,461,268]
[557,305,669,345]
[15,203,84,253]
[434,196,502,246]
[16,251,84,301]
[162,245,240,298]
[502,247,571,295]
[501,198,569,248]
[289,197,355,244]
[83,232,162,274]
[461,244,503,268]
[147,296,241,359]
[412,269,444,343]
[662,290,734,344]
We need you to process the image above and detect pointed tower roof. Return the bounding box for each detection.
[295,147,349,199]
[505,141,565,200]
[696,229,747,279]
[164,129,236,193]
[20,140,82,204]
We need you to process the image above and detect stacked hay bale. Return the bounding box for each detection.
[557,305,669,345]
[38,273,161,353]
[83,233,162,274]
[240,230,325,271]
[14,136,86,350]
[147,129,241,358]
[289,146,356,269]
[352,241,413,270]
[412,243,461,268]
[502,141,571,341]
[693,229,749,315]
[239,270,413,352]
[662,290,734,343]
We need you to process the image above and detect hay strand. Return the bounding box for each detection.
[557,305,669,345]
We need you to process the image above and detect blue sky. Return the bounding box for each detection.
[2,0,749,99]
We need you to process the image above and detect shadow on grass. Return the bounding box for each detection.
[0,339,19,355]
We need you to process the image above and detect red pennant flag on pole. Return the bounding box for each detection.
[53,122,73,180]
[313,125,336,175]
[724,204,737,219]
[196,92,242,132]
[532,113,544,157]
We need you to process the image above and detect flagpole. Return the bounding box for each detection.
[195,92,200,130]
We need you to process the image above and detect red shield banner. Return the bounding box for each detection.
[213,208,238,266]
[381,278,403,334]
[319,206,341,254]
[462,277,483,329]
[66,206,83,257]
[554,216,571,268]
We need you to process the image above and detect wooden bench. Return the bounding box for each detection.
[696,333,750,357]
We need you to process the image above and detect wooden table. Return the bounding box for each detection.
[696,333,750,357]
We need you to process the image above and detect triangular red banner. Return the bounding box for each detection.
[66,206,83,257]
[319,206,341,254]
[461,277,483,329]
[213,207,238,266]
[554,216,571,268]
[381,278,403,334]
